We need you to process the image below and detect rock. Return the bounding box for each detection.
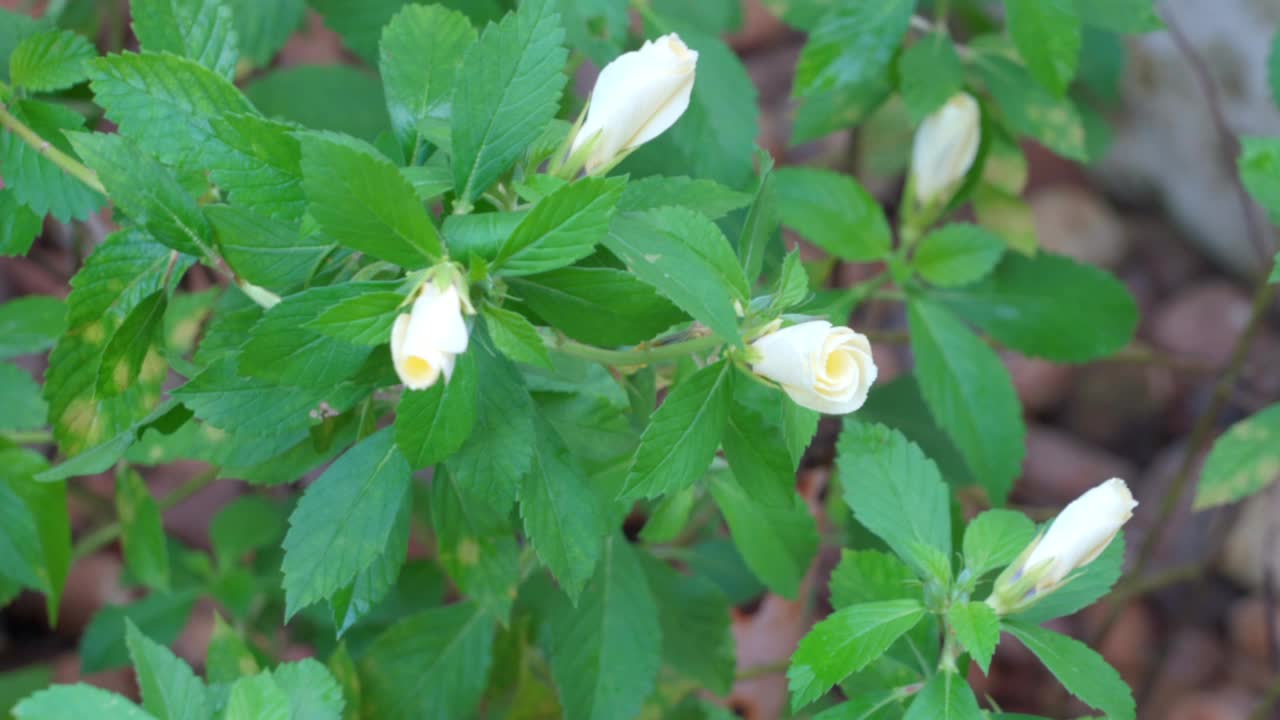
[1126,215,1207,297]
[51,652,136,697]
[1146,627,1227,718]
[1003,352,1073,415]
[728,0,793,54]
[278,11,346,67]
[172,600,218,667]
[54,554,130,636]
[1164,688,1257,720]
[1030,186,1130,269]
[1220,482,1280,593]
[1081,601,1156,688]
[1019,425,1138,506]
[1059,363,1177,453]
[1152,281,1252,366]
[1227,595,1278,663]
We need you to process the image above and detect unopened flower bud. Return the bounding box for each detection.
[910,92,981,206]
[749,321,876,414]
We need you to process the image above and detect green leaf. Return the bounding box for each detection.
[723,384,798,509]
[224,0,305,65]
[963,509,1036,577]
[737,153,779,282]
[639,554,736,695]
[0,363,45,431]
[359,602,495,720]
[617,176,752,220]
[497,177,625,276]
[444,334,536,511]
[973,184,1037,254]
[0,8,45,84]
[518,417,606,600]
[0,449,68,619]
[829,549,918,608]
[303,290,401,346]
[299,131,442,268]
[115,468,170,592]
[837,422,952,575]
[948,602,999,673]
[125,620,209,720]
[1002,621,1135,720]
[272,660,346,720]
[975,52,1087,160]
[619,361,733,499]
[1073,0,1162,33]
[898,32,965,121]
[67,132,214,258]
[913,224,1006,288]
[908,299,1025,504]
[605,207,748,344]
[1271,32,1280,110]
[379,4,475,154]
[1239,137,1280,225]
[451,0,567,204]
[306,0,412,64]
[9,29,95,91]
[1194,403,1280,509]
[937,252,1138,362]
[394,352,478,470]
[131,0,239,79]
[542,536,661,720]
[225,674,289,720]
[98,290,167,398]
[430,470,521,622]
[206,206,330,293]
[0,478,43,590]
[0,296,65,359]
[788,600,926,711]
[902,670,983,720]
[281,427,411,618]
[209,495,287,569]
[80,591,197,673]
[0,188,43,256]
[0,99,105,222]
[794,0,913,97]
[88,52,255,171]
[13,685,157,720]
[774,168,891,261]
[506,266,684,347]
[1006,0,1081,96]
[244,65,390,143]
[204,113,307,223]
[485,305,552,368]
[709,471,817,598]
[1012,532,1124,624]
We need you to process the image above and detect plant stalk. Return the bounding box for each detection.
[0,103,107,196]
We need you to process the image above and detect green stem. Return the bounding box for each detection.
[549,333,723,366]
[0,103,107,196]
[735,659,788,681]
[3,429,53,445]
[72,466,220,561]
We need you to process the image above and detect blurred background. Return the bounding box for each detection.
[1,0,1279,718]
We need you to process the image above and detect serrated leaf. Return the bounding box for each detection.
[738,153,779,283]
[975,52,1087,160]
[1239,137,1280,225]
[1003,621,1136,720]
[125,620,209,720]
[299,131,442,268]
[209,495,287,569]
[115,468,170,592]
[306,291,402,346]
[281,427,410,618]
[829,549,918,608]
[771,249,810,312]
[272,659,346,720]
[80,590,197,673]
[506,266,685,347]
[639,554,736,695]
[788,600,926,711]
[774,167,891,261]
[225,674,289,720]
[497,177,624,276]
[0,188,43,256]
[605,207,748,344]
[359,602,495,720]
[430,469,521,622]
[98,290,167,398]
[793,0,912,97]
[898,32,965,121]
[485,304,552,368]
[204,113,307,223]
[936,252,1138,361]
[837,421,952,575]
[617,176,752,219]
[543,536,661,720]
[224,0,304,65]
[452,0,567,204]
[722,384,797,508]
[0,296,65,360]
[913,224,1006,288]
[619,360,733,499]
[518,417,606,600]
[1006,0,1081,96]
[0,8,45,84]
[963,509,1036,577]
[0,99,105,222]
[394,351,477,470]
[131,0,239,79]
[9,29,95,92]
[908,299,1025,504]
[206,205,330,293]
[13,684,157,720]
[1073,0,1162,33]
[902,670,983,720]
[68,132,214,258]
[205,612,258,683]
[709,471,817,599]
[948,602,999,673]
[379,4,475,154]
[0,477,43,590]
[0,363,45,432]
[245,65,390,142]
[1011,532,1124,624]
[1194,403,1280,509]
[0,448,65,621]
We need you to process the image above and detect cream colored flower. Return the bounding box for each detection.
[911,92,981,206]
[389,284,469,391]
[749,321,877,414]
[570,33,698,173]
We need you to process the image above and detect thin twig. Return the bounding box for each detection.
[72,466,221,560]
[0,103,107,196]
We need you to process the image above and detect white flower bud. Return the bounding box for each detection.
[1020,478,1137,591]
[389,284,469,391]
[749,321,877,415]
[910,92,981,206]
[569,33,698,173]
